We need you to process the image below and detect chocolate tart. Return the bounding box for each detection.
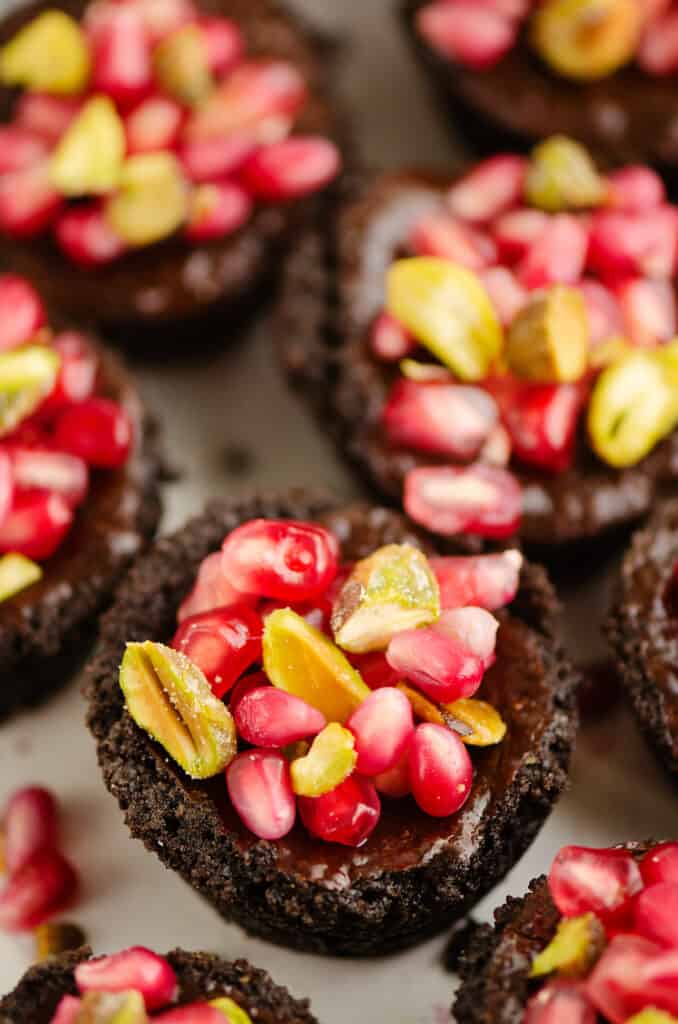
[0,339,162,721]
[85,490,578,956]
[401,0,678,175]
[277,170,678,559]
[0,0,343,348]
[0,947,317,1023]
[607,500,678,781]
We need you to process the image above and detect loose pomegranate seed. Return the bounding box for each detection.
[369,312,416,362]
[198,15,243,75]
[519,214,588,289]
[298,774,380,847]
[430,551,522,611]
[436,607,498,668]
[447,155,528,222]
[404,463,522,539]
[125,97,184,155]
[375,748,411,798]
[171,604,263,698]
[15,93,82,146]
[154,1006,226,1023]
[51,995,82,1024]
[89,4,153,107]
[606,166,666,212]
[386,623,484,702]
[588,935,678,1022]
[9,448,89,508]
[409,213,497,270]
[548,846,643,926]
[75,948,177,1010]
[0,491,73,561]
[348,650,401,689]
[525,981,596,1024]
[178,551,255,622]
[185,182,252,242]
[0,127,47,175]
[579,279,623,345]
[241,137,341,201]
[641,842,678,886]
[0,162,62,239]
[228,670,268,712]
[409,723,473,817]
[615,276,676,346]
[634,882,678,948]
[638,11,678,75]
[179,134,254,183]
[0,849,77,931]
[417,2,517,70]
[39,332,98,415]
[346,687,414,777]
[234,687,326,747]
[492,208,549,264]
[2,786,58,875]
[221,519,339,602]
[53,398,133,468]
[54,203,127,268]
[382,378,498,459]
[588,207,678,280]
[0,274,46,352]
[480,267,526,326]
[226,749,296,840]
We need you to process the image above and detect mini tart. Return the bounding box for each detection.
[0,0,342,344]
[0,947,317,1023]
[607,500,678,780]
[0,339,161,720]
[85,490,577,956]
[277,170,678,557]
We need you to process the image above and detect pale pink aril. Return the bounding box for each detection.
[226,749,296,840]
[15,93,81,145]
[479,422,512,466]
[579,278,624,345]
[548,845,643,926]
[40,332,98,415]
[640,842,678,886]
[0,450,14,531]
[524,981,596,1024]
[50,995,82,1024]
[375,748,411,798]
[153,1006,226,1024]
[9,448,89,508]
[0,849,77,931]
[172,603,262,699]
[0,126,47,174]
[409,213,497,270]
[298,775,380,847]
[606,166,666,212]
[634,882,678,948]
[125,97,184,155]
[178,135,254,183]
[54,203,127,268]
[409,723,473,817]
[234,687,326,747]
[480,266,527,326]
[53,398,133,469]
[177,551,256,623]
[386,624,484,703]
[587,935,678,1022]
[241,137,341,201]
[615,276,676,346]
[185,182,252,242]
[347,687,414,776]
[75,947,177,1011]
[124,0,197,44]
[0,490,73,561]
[435,607,499,668]
[430,550,522,611]
[519,214,588,289]
[369,312,416,362]
[417,2,517,70]
[492,208,549,263]
[0,274,46,351]
[198,15,244,75]
[2,786,59,875]
[0,162,62,239]
[89,3,153,107]
[404,463,522,538]
[447,155,527,222]
[475,0,532,15]
[638,11,678,75]
[587,207,678,280]
[382,378,498,459]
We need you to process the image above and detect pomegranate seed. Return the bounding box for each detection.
[404,463,522,538]
[348,650,401,689]
[519,214,588,289]
[638,11,678,75]
[226,749,296,840]
[179,135,254,183]
[476,0,531,15]
[0,849,77,931]
[221,519,339,602]
[9,448,89,508]
[0,127,47,174]
[430,550,522,611]
[579,279,623,345]
[178,551,255,622]
[51,995,82,1024]
[375,748,411,798]
[89,4,153,107]
[409,212,497,270]
[185,182,252,242]
[53,398,133,469]
[386,623,484,702]
[615,276,676,346]
[0,451,13,529]
[198,16,243,75]
[409,723,473,817]
[369,312,416,362]
[634,882,678,948]
[436,607,498,668]
[0,274,46,352]
[448,155,528,222]
[479,422,512,466]
[606,166,666,212]
[0,162,62,239]
[640,0,672,27]
[154,1007,225,1024]
[125,97,183,155]
[75,947,177,1010]
[588,935,678,1022]
[2,787,58,875]
[0,491,73,561]
[298,774,380,847]
[588,207,678,280]
[40,332,98,414]
[228,670,268,713]
[641,843,678,886]
[383,378,497,459]
[234,687,326,747]
[525,981,596,1024]
[15,93,81,145]
[346,687,414,777]
[54,203,126,268]
[548,846,643,926]
[123,0,197,44]
[492,208,549,263]
[171,604,262,699]
[480,266,526,326]
[242,137,340,201]
[511,382,583,473]
[417,2,517,70]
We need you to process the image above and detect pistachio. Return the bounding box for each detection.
[0,346,60,437]
[120,642,237,779]
[396,682,447,727]
[106,153,188,247]
[505,286,589,383]
[588,336,632,371]
[0,11,91,95]
[525,136,607,211]
[0,554,42,603]
[331,544,440,654]
[153,24,213,107]
[50,97,125,197]
[626,1013,678,1024]
[386,258,503,382]
[290,723,357,797]
[210,997,253,1024]
[34,920,87,961]
[531,912,607,979]
[76,990,147,1023]
[443,699,507,746]
[532,0,641,82]
[399,359,453,383]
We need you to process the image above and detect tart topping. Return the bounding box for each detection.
[531,913,608,979]
[50,96,125,197]
[105,152,188,247]
[531,0,642,82]
[153,24,213,107]
[76,948,177,1011]
[0,345,60,437]
[525,136,607,213]
[505,286,589,383]
[0,552,42,602]
[0,11,91,95]
[289,723,357,797]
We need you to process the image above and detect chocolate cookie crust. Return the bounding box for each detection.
[85,489,577,956]
[0,948,317,1024]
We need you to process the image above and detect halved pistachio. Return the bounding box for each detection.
[399,359,453,383]
[531,0,641,82]
[626,1012,678,1024]
[290,723,357,797]
[505,285,589,382]
[525,136,606,211]
[106,153,188,247]
[386,258,503,382]
[0,554,42,603]
[0,346,60,437]
[50,97,125,197]
[0,11,91,95]
[34,921,87,962]
[444,699,507,746]
[120,641,237,780]
[77,990,147,1023]
[263,608,370,723]
[531,912,607,979]
[331,543,440,654]
[210,997,253,1024]
[153,24,213,107]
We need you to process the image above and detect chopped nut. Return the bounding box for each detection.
[505,286,589,383]
[77,989,147,1023]
[399,359,453,383]
[532,0,641,82]
[50,97,125,197]
[444,699,507,746]
[210,997,253,1024]
[106,153,188,248]
[531,912,607,979]
[290,723,357,797]
[626,1012,678,1024]
[0,345,61,437]
[0,554,42,603]
[34,920,87,961]
[0,11,91,94]
[153,24,213,106]
[525,135,607,211]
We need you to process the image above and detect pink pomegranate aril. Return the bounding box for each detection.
[9,448,89,508]
[640,842,678,886]
[548,846,643,926]
[154,1006,226,1024]
[75,948,177,1011]
[386,624,484,703]
[369,312,416,362]
[348,650,401,689]
[2,786,59,876]
[125,97,184,155]
[525,981,596,1024]
[346,687,414,777]
[409,723,473,818]
[587,935,678,1023]
[417,2,516,69]
[375,748,411,798]
[616,276,676,346]
[179,135,254,183]
[226,749,296,840]
[579,279,624,345]
[185,182,252,242]
[234,686,326,747]
[125,0,197,44]
[480,266,526,327]
[0,127,47,175]
[171,603,262,699]
[492,208,549,264]
[53,398,133,469]
[54,204,127,269]
[606,166,666,212]
[447,155,528,222]
[502,381,584,474]
[298,774,380,848]
[50,995,82,1024]
[0,162,62,239]
[404,463,522,539]
[519,214,588,289]
[228,670,269,713]
[241,136,340,201]
[0,849,77,931]
[41,332,98,414]
[89,4,153,107]
[638,11,678,75]
[409,213,497,270]
[435,607,498,668]
[0,451,13,529]
[634,882,678,948]
[221,519,339,602]
[480,422,512,466]
[178,551,256,622]
[199,15,244,75]
[0,274,46,352]
[430,550,522,611]
[15,93,81,146]
[588,207,678,280]
[383,378,498,459]
[0,490,73,561]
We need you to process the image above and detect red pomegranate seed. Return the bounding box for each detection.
[375,748,411,798]
[476,0,531,15]
[525,981,596,1024]
[228,670,268,713]
[51,995,82,1024]
[348,650,401,689]
[382,378,498,459]
[0,849,77,931]
[154,1006,226,1024]
[221,519,339,602]
[185,182,252,242]
[179,135,254,183]
[492,208,549,263]
[40,332,98,414]
[430,550,522,611]
[409,212,497,270]
[53,398,133,469]
[409,723,473,817]
[447,155,528,222]
[519,214,588,289]
[0,491,73,561]
[124,0,197,44]
[579,279,623,345]
[178,551,255,622]
[615,276,676,346]
[234,687,326,747]
[0,127,47,174]
[298,774,380,847]
[404,463,522,539]
[242,137,340,201]
[0,162,62,239]
[634,882,678,948]
[198,16,243,75]
[0,274,46,351]
[386,624,484,703]
[15,93,81,146]
[417,2,517,70]
[125,97,183,155]
[587,935,678,1022]
[369,312,416,362]
[606,166,666,212]
[2,787,58,875]
[479,422,512,466]
[588,207,678,280]
[75,948,177,1010]
[638,11,678,75]
[226,749,296,840]
[0,451,13,527]
[347,687,414,777]
[54,203,127,268]
[548,846,643,926]
[171,604,262,699]
[9,448,89,508]
[89,4,153,107]
[641,0,672,26]
[641,842,678,886]
[480,266,526,326]
[436,607,498,668]
[511,382,584,473]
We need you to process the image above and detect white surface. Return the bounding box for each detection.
[1,1,677,1020]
